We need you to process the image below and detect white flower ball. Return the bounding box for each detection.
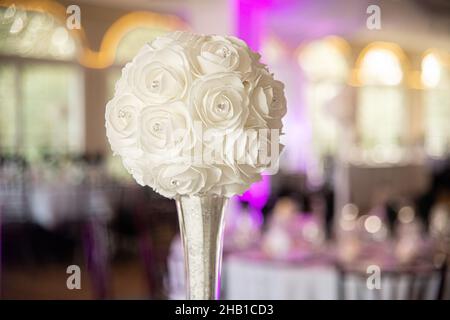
[105,31,286,198]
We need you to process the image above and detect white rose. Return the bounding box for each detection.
[224,129,266,170]
[146,163,221,198]
[209,165,261,197]
[190,72,249,132]
[225,35,267,69]
[105,93,143,155]
[246,69,287,129]
[190,35,252,75]
[126,44,191,104]
[139,101,194,159]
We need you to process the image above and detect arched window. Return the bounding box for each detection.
[0,6,83,160]
[355,43,406,163]
[422,51,450,158]
[297,37,350,182]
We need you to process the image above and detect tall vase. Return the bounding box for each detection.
[175,194,228,300]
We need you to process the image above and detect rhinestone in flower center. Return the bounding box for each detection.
[118,110,130,119]
[221,47,231,58]
[151,80,160,90]
[152,122,163,133]
[216,102,228,113]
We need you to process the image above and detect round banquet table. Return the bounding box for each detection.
[223,250,338,300]
[167,235,446,300]
[222,249,443,300]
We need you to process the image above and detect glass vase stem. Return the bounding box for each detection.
[175,194,228,300]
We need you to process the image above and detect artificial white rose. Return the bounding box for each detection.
[246,69,287,129]
[126,44,191,104]
[224,128,265,170]
[209,165,261,197]
[147,163,221,198]
[190,72,249,132]
[139,101,194,159]
[105,93,143,155]
[189,35,252,75]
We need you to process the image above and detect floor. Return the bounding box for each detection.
[2,258,151,299]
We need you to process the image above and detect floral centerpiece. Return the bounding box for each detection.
[106,31,286,299]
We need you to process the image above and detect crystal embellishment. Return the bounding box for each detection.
[216,102,227,113]
[151,80,160,89]
[221,47,231,58]
[152,122,162,132]
[118,110,128,118]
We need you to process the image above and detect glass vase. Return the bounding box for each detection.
[175,194,228,300]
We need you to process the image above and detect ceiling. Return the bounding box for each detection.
[72,0,450,52]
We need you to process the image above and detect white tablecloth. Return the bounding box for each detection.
[224,256,337,299]
[167,239,446,300]
[222,255,443,300]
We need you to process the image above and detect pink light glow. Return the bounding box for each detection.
[238,174,270,226]
[239,174,270,210]
[234,0,274,50]
[233,0,275,221]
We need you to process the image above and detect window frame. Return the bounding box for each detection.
[0,53,85,159]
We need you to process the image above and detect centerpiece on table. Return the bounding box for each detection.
[106,31,287,300]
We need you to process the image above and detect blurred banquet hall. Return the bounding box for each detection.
[0,0,449,300]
